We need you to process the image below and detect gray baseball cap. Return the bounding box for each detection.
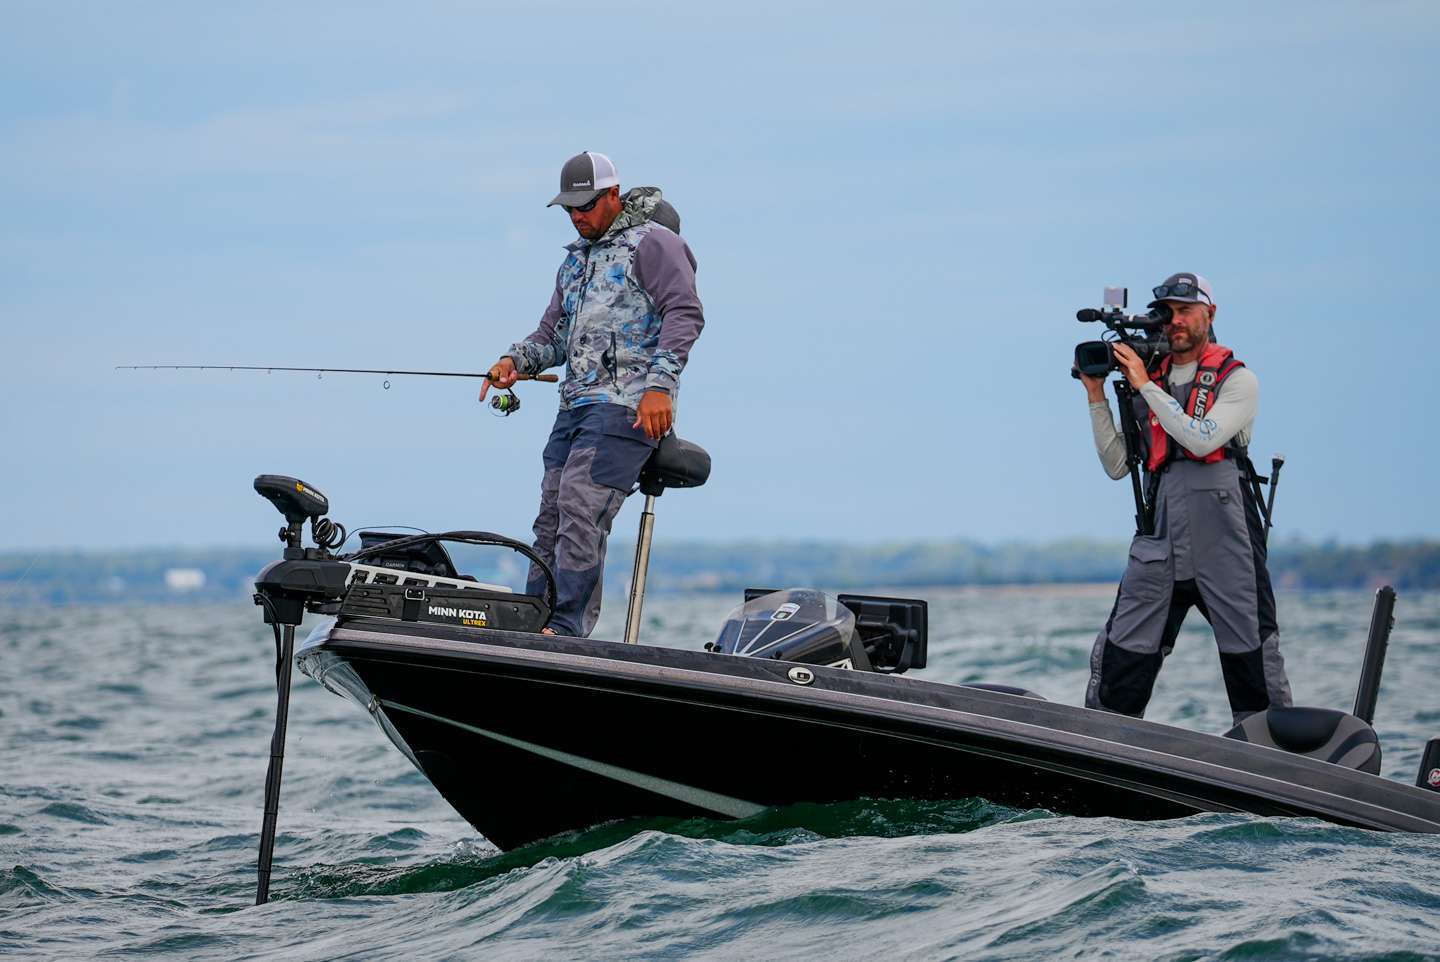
[1148,272,1214,308]
[548,151,620,207]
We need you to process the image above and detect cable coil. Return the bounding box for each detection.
[311,517,347,551]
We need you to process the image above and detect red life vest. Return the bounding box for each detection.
[1145,342,1246,473]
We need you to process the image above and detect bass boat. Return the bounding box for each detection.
[245,439,1440,900]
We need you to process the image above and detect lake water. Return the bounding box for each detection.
[4,587,1440,960]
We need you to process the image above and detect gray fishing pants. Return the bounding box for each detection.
[1086,458,1292,723]
[526,403,657,637]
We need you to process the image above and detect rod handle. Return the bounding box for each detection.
[490,372,560,383]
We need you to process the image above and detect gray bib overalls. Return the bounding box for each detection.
[1085,373,1293,723]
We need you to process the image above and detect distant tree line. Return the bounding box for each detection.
[635,538,1440,593]
[1267,540,1440,591]
[2,539,1438,606]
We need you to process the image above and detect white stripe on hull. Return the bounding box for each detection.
[380,699,766,819]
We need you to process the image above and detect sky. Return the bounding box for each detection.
[2,1,1438,551]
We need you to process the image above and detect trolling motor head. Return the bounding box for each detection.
[255,474,328,525]
[254,475,345,558]
[252,475,350,626]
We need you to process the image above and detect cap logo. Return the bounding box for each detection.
[570,181,591,188]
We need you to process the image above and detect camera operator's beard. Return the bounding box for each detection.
[1169,325,1208,354]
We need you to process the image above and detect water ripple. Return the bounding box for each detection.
[3,593,1440,960]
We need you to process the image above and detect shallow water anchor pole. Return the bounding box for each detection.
[255,622,296,905]
[1353,585,1396,726]
[623,495,658,645]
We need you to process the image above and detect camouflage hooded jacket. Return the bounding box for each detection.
[507,187,704,411]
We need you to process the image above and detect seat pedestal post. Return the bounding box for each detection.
[623,494,658,645]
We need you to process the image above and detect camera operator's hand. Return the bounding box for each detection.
[1077,369,1108,403]
[1111,343,1151,388]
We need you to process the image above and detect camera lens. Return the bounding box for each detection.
[1074,341,1114,377]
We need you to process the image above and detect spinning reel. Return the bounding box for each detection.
[490,388,522,417]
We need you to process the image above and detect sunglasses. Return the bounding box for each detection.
[1152,279,1212,305]
[564,192,605,214]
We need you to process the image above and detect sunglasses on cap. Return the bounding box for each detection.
[563,192,606,214]
[1151,279,1212,305]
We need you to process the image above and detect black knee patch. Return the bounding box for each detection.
[1098,642,1164,716]
[1219,648,1272,715]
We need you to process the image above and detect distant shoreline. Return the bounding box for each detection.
[3,539,1438,605]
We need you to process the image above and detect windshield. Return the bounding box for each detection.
[712,589,859,666]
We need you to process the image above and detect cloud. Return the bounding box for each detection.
[0,90,549,192]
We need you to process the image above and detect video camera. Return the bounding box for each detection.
[1072,287,1173,378]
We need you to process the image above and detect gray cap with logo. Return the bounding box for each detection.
[548,151,620,207]
[1148,272,1215,308]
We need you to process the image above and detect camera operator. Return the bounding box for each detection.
[1079,272,1291,724]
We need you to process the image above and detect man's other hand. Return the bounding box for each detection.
[1078,368,1108,403]
[480,357,518,401]
[1111,343,1150,388]
[633,390,674,440]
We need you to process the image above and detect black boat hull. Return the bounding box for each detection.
[299,618,1440,848]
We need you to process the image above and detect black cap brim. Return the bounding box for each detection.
[547,188,604,208]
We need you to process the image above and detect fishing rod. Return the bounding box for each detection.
[115,364,558,383]
[117,363,558,415]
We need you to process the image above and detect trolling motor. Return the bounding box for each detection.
[247,474,559,903]
[249,476,351,905]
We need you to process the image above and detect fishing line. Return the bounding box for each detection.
[0,555,42,601]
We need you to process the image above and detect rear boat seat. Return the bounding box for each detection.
[1225,706,1382,774]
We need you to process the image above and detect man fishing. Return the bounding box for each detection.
[1079,272,1291,723]
[480,151,705,637]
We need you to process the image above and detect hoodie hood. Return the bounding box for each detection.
[607,186,680,236]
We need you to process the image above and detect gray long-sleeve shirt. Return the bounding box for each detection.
[1089,362,1259,479]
